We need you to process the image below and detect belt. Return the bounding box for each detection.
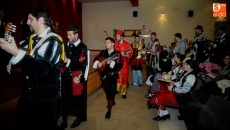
[107,72,117,75]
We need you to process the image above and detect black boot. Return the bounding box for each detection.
[122,95,126,99]
[153,115,164,121]
[153,114,171,121]
[162,114,170,121]
[71,118,82,128]
[105,112,111,119]
[153,115,162,120]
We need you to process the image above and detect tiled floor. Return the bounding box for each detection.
[158,108,187,130]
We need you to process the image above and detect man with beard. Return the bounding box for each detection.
[114,29,133,99]
[192,25,208,63]
[0,7,64,130]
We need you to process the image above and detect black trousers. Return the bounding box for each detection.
[61,72,87,121]
[17,96,58,130]
[102,73,118,100]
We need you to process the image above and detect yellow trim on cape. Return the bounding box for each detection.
[28,34,65,61]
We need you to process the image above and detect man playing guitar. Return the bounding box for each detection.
[114,29,133,99]
[93,37,123,119]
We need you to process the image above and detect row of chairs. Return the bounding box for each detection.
[171,78,230,130]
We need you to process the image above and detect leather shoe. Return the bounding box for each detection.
[122,95,126,99]
[163,114,170,121]
[153,115,164,121]
[71,118,82,128]
[153,114,170,121]
[59,121,67,128]
[153,115,161,120]
[105,112,111,119]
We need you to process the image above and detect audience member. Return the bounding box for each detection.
[149,57,197,121]
[173,33,187,55]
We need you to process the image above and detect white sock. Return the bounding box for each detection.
[159,109,164,117]
[163,110,169,115]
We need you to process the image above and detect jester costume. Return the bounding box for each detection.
[114,29,133,97]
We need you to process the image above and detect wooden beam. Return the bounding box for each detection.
[130,0,139,7]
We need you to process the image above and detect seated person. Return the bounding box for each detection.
[206,53,230,94]
[159,50,172,73]
[145,53,185,98]
[148,57,197,121]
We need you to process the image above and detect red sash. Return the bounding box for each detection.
[72,71,83,96]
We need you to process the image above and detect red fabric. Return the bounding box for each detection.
[150,89,178,110]
[158,80,170,90]
[114,40,133,85]
[72,71,83,96]
[116,29,123,36]
[60,65,66,73]
[131,58,143,67]
[0,0,82,43]
[79,50,86,62]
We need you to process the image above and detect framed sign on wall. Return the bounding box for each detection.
[124,29,151,37]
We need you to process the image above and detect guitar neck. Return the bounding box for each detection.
[5,22,16,43]
[101,54,118,64]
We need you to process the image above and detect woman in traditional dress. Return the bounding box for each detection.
[145,53,185,98]
[149,58,197,121]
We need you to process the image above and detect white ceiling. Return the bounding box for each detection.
[77,0,129,3]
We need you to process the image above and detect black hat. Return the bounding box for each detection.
[195,25,204,32]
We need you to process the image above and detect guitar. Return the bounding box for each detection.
[97,53,119,72]
[97,48,132,72]
[5,22,16,43]
[122,48,132,55]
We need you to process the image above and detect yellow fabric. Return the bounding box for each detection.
[131,42,144,59]
[57,36,65,62]
[116,83,127,95]
[28,35,34,54]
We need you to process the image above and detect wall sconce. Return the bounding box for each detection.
[161,13,164,16]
